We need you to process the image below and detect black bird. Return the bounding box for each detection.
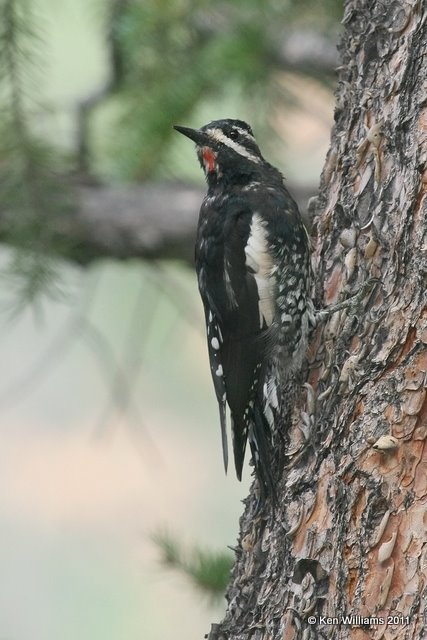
[174,119,314,494]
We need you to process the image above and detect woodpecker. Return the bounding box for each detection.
[174,119,314,495]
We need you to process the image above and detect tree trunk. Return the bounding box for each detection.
[211,2,427,639]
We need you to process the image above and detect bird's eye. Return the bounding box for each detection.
[229,130,239,141]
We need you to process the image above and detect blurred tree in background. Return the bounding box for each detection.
[0,0,342,606]
[0,0,342,618]
[0,0,342,307]
[84,0,341,179]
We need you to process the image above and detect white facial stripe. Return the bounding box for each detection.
[234,126,255,141]
[244,213,275,327]
[205,128,260,163]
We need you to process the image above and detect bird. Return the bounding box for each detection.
[174,118,314,496]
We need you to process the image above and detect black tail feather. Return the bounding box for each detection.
[231,415,248,482]
[249,401,277,506]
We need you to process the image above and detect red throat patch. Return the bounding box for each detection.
[202,147,217,173]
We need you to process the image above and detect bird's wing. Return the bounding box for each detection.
[221,206,276,478]
[197,198,279,480]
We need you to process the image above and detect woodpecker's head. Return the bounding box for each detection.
[174,119,264,182]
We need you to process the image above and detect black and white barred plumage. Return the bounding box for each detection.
[174,119,314,494]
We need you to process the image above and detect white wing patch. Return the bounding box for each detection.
[244,213,275,328]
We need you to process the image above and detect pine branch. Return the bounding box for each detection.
[152,529,233,601]
[0,0,68,309]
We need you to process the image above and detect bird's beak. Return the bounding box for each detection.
[174,125,210,146]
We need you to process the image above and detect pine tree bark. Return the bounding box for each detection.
[211,2,427,639]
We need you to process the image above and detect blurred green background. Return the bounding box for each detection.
[0,0,340,638]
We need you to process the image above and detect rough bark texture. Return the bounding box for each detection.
[212,2,427,639]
